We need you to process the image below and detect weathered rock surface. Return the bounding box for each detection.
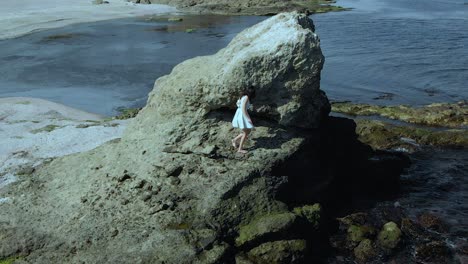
[134,0,348,15]
[0,12,330,263]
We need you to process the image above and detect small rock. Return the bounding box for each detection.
[168,176,181,185]
[415,241,451,262]
[165,165,183,177]
[168,17,183,22]
[418,212,448,233]
[17,165,35,176]
[337,212,367,229]
[117,172,132,182]
[347,225,376,247]
[235,212,297,247]
[247,240,307,264]
[133,179,147,189]
[141,192,152,202]
[354,239,377,263]
[111,229,119,237]
[292,203,321,228]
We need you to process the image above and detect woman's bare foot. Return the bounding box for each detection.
[231,139,238,148]
[237,149,248,154]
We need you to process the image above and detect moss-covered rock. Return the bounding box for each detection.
[347,225,376,244]
[337,212,367,228]
[235,212,297,247]
[332,101,467,128]
[148,0,350,15]
[113,108,141,120]
[30,124,61,134]
[247,240,307,264]
[377,222,401,250]
[353,239,377,263]
[353,119,468,150]
[292,203,321,228]
[0,256,22,264]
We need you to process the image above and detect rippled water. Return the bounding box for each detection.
[314,0,468,105]
[0,0,466,114]
[0,15,263,115]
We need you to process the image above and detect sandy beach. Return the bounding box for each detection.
[0,0,178,40]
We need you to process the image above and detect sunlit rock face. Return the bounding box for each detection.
[0,12,333,263]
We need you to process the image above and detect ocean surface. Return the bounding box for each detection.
[0,0,466,115]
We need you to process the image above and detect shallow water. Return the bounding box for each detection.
[0,15,263,115]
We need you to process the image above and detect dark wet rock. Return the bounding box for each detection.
[246,240,307,264]
[194,242,230,264]
[337,212,368,229]
[415,241,451,262]
[292,203,321,228]
[400,218,423,239]
[235,212,297,247]
[353,239,377,263]
[418,212,449,233]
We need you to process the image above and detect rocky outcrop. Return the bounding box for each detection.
[0,12,409,263]
[330,207,457,263]
[332,101,468,128]
[131,0,348,15]
[0,12,330,263]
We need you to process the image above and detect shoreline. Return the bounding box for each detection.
[0,97,129,193]
[0,0,179,40]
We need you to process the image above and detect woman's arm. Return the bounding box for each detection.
[241,96,253,124]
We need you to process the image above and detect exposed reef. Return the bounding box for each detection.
[332,101,468,128]
[132,0,349,15]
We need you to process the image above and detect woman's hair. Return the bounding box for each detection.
[240,86,256,100]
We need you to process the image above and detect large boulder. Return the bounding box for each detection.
[0,12,329,263]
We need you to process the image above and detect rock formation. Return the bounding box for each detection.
[0,12,407,263]
[132,0,347,15]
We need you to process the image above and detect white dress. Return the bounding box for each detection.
[232,95,254,129]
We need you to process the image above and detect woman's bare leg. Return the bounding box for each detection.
[232,133,243,148]
[238,129,251,153]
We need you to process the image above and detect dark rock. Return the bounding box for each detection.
[418,212,448,233]
[235,212,297,247]
[247,240,307,264]
[415,241,451,262]
[353,239,377,263]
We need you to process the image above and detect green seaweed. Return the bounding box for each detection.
[14,101,31,105]
[42,33,82,41]
[113,108,141,120]
[30,124,61,134]
[0,256,22,264]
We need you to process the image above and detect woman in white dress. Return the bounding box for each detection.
[231,88,256,154]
